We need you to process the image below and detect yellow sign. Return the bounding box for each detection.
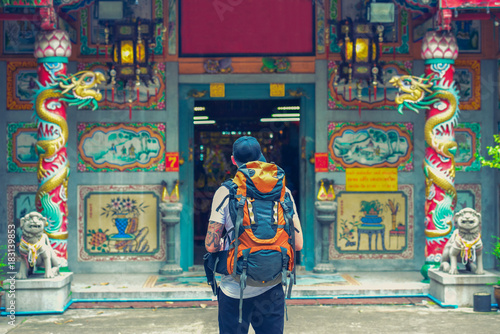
[270,83,285,97]
[346,168,398,192]
[210,83,225,97]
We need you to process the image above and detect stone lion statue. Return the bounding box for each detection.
[439,208,484,275]
[16,212,60,279]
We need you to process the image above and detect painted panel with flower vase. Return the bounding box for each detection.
[77,185,166,262]
[330,184,414,260]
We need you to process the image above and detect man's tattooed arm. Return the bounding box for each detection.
[205,221,224,252]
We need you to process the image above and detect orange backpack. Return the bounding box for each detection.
[204,161,296,322]
[225,161,295,287]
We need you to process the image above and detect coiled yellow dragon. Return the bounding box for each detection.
[34,71,105,238]
[390,74,459,238]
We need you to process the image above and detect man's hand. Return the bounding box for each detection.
[205,221,224,252]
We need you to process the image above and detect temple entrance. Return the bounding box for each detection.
[192,99,301,264]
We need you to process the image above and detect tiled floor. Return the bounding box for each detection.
[70,270,433,301]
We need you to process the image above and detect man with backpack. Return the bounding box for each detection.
[205,136,303,334]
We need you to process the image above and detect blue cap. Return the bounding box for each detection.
[232,136,266,166]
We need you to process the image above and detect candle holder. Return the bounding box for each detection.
[313,201,337,273]
[159,202,183,275]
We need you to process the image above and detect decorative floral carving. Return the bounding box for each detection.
[101,197,148,218]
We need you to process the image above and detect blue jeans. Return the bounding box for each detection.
[218,284,285,334]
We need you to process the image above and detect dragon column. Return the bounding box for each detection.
[33,31,104,265]
[390,31,460,280]
[33,30,72,265]
[420,32,459,280]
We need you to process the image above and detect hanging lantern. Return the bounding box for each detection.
[334,18,383,97]
[103,18,162,88]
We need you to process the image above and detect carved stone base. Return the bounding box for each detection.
[429,269,498,307]
[313,262,337,274]
[159,264,183,275]
[4,272,72,313]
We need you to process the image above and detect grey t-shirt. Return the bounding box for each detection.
[209,185,298,299]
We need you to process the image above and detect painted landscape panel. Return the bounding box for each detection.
[456,184,481,212]
[328,122,414,171]
[6,61,37,110]
[7,122,37,172]
[7,185,38,239]
[455,123,481,172]
[77,123,166,172]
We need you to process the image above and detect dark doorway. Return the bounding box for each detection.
[192,99,301,264]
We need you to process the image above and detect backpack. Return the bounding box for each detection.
[204,161,296,322]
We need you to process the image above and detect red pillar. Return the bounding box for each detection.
[33,30,72,265]
[420,31,459,280]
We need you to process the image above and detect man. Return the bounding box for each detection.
[205,136,303,334]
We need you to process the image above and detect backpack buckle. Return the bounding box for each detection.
[238,256,248,323]
[241,257,248,270]
[287,272,295,298]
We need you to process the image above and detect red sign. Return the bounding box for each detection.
[165,152,180,172]
[314,153,329,173]
[440,0,500,8]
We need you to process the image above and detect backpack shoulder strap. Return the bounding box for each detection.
[231,194,246,277]
[230,192,247,323]
[220,179,238,225]
[281,192,296,298]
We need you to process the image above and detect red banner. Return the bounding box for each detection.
[440,0,500,9]
[180,0,314,56]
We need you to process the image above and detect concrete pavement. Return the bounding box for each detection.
[2,270,500,333]
[2,303,499,334]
